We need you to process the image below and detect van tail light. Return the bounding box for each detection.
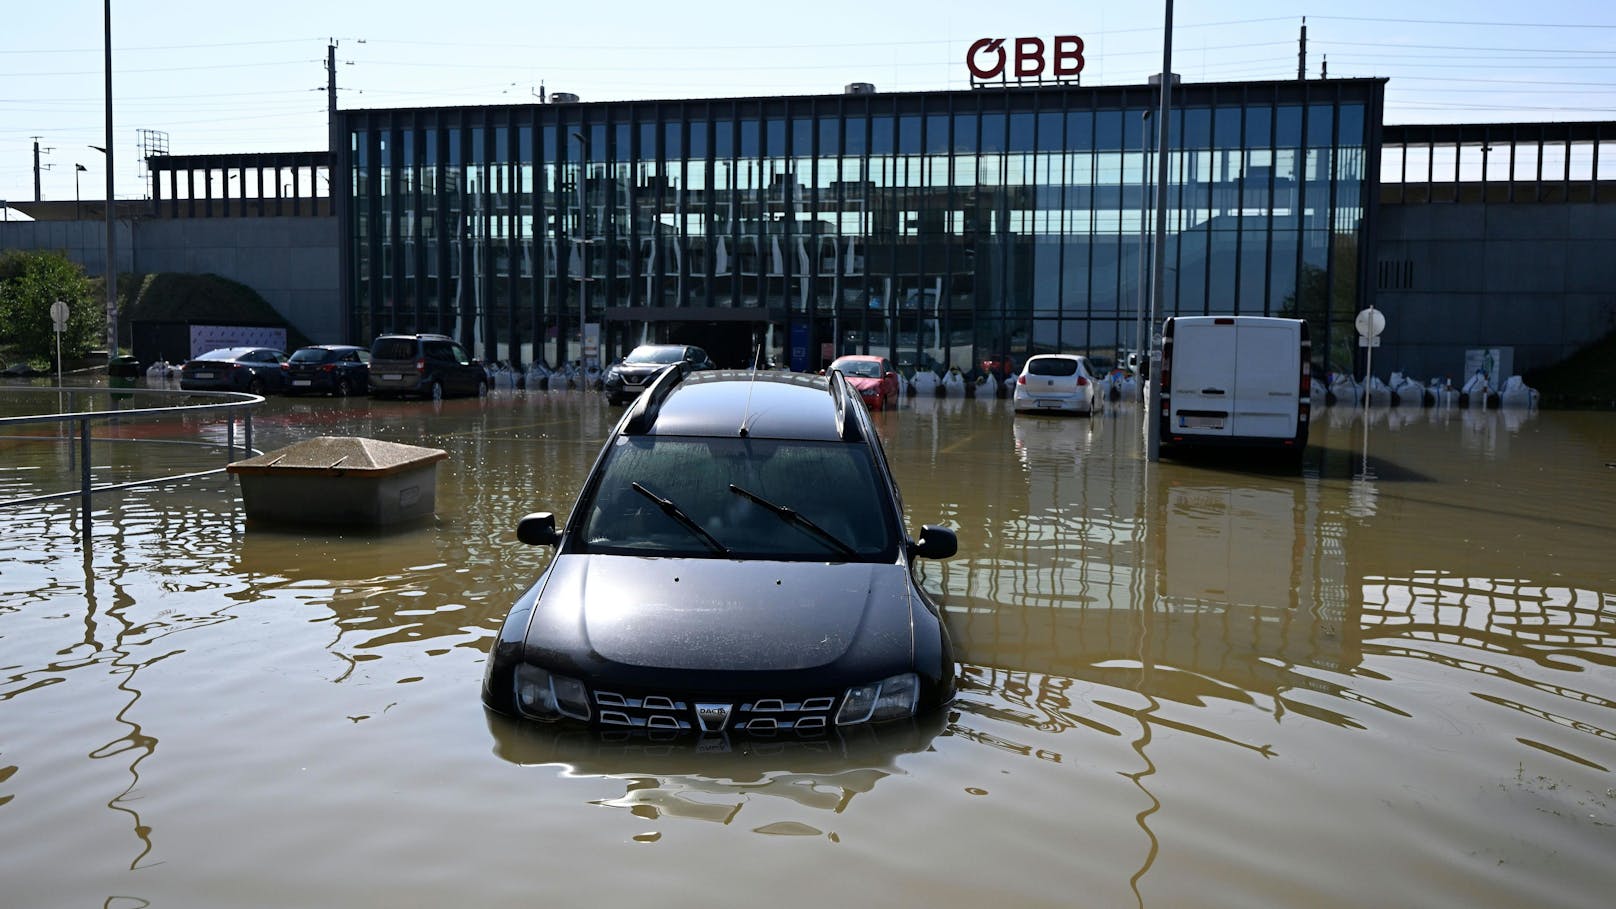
[415,358,426,375]
[1298,359,1311,421]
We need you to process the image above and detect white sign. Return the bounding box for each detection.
[1355,307,1386,339]
[189,324,288,358]
[50,300,70,332]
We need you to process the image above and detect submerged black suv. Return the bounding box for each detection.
[483,367,959,735]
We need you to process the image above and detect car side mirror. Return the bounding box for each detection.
[516,512,560,546]
[911,525,957,560]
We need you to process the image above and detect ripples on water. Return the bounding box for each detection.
[1,386,1613,907]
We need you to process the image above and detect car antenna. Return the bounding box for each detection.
[739,337,763,437]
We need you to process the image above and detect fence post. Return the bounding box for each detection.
[80,416,92,535]
[244,411,252,460]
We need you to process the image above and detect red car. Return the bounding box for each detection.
[829,355,900,411]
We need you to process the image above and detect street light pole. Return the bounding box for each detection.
[102,0,118,357]
[571,132,589,371]
[1146,0,1175,463]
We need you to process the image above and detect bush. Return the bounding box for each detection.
[0,250,100,364]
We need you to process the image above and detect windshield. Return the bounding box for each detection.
[578,435,897,560]
[832,358,883,379]
[290,348,332,364]
[624,346,685,365]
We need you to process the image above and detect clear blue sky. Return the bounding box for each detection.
[4,0,1615,204]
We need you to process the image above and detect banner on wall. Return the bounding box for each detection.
[189,324,288,359]
[582,322,600,369]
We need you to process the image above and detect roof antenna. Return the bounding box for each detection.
[739,333,764,437]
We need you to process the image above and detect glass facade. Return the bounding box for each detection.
[340,79,1383,375]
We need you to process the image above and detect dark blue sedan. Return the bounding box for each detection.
[286,345,371,396]
[179,347,290,395]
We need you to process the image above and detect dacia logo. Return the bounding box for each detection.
[695,703,732,733]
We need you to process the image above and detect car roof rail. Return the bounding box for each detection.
[826,369,862,441]
[621,364,686,434]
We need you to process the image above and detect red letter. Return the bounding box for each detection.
[1015,37,1046,78]
[1053,35,1085,77]
[967,38,1007,80]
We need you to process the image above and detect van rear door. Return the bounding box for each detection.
[1169,318,1238,437]
[1230,319,1300,439]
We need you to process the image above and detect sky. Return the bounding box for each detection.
[4,0,1615,205]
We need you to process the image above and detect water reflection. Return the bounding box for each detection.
[486,709,947,836]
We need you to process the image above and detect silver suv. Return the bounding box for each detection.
[368,333,488,400]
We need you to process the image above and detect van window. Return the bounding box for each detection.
[372,338,416,360]
[424,341,455,362]
[1027,357,1080,377]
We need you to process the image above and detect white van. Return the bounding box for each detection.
[1157,316,1311,458]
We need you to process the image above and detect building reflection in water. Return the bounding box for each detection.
[485,708,948,836]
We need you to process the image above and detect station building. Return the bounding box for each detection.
[336,78,1384,373]
[9,75,1614,383]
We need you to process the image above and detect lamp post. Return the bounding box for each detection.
[100,0,117,357]
[75,163,87,220]
[571,132,589,369]
[1145,0,1175,463]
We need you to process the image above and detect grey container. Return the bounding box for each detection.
[227,436,448,526]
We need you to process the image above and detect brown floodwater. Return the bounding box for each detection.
[2,383,1613,908]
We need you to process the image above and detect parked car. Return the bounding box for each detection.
[602,344,715,405]
[483,367,960,735]
[368,333,488,400]
[285,344,371,396]
[179,347,289,395]
[828,354,900,411]
[1012,353,1103,416]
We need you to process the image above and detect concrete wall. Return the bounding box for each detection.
[1375,201,1616,381]
[134,218,340,342]
[0,215,341,345]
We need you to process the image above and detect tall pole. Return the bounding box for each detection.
[1134,110,1151,384]
[33,139,42,202]
[103,0,118,357]
[1146,0,1174,463]
[1298,17,1307,81]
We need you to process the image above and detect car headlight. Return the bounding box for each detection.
[836,673,919,725]
[514,664,591,721]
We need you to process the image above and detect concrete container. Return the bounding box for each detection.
[227,436,448,526]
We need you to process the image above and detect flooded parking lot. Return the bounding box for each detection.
[2,385,1613,908]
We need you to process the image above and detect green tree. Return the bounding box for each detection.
[0,250,99,364]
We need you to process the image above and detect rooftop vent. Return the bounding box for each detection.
[844,82,876,95]
[550,91,580,104]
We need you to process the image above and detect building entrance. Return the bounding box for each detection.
[663,320,762,369]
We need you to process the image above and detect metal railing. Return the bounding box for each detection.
[0,385,263,535]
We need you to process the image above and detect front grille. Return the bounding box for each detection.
[592,688,839,734]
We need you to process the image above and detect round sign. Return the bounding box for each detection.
[49,300,70,331]
[1355,307,1386,339]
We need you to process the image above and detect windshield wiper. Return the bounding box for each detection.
[631,482,729,555]
[728,484,859,559]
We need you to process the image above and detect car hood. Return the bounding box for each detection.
[524,554,916,672]
[843,375,884,393]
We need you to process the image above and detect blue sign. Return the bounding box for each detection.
[789,321,810,372]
